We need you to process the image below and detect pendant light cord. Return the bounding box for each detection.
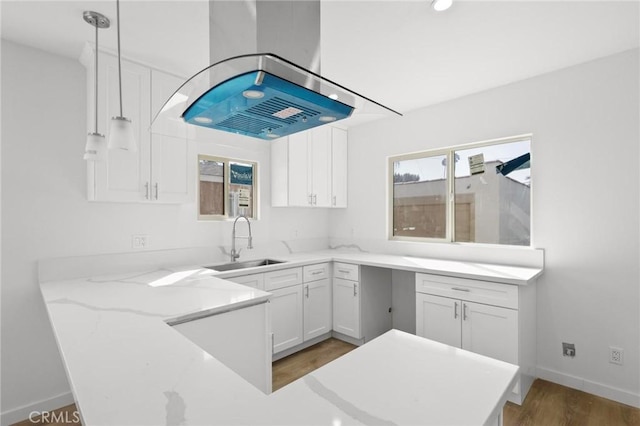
[116,0,123,117]
[94,23,99,134]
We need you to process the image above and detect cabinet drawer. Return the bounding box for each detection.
[415,273,518,309]
[227,274,265,290]
[303,263,329,282]
[333,262,359,281]
[265,267,303,291]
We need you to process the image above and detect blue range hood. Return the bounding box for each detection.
[152,54,400,140]
[182,70,354,140]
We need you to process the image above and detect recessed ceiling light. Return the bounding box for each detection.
[319,116,337,122]
[328,93,339,100]
[243,90,265,99]
[194,116,213,124]
[432,0,452,12]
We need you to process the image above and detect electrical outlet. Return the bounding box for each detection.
[132,235,148,249]
[609,347,624,365]
[562,342,576,357]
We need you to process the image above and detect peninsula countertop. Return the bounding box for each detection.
[40,250,530,425]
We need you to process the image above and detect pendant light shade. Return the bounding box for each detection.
[108,0,136,152]
[83,11,109,161]
[108,116,136,151]
[432,0,453,12]
[84,132,106,161]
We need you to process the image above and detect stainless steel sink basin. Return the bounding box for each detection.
[204,258,286,272]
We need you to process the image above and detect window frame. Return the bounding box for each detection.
[197,154,259,221]
[387,134,532,246]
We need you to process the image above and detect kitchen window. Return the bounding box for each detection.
[389,135,531,246]
[198,155,258,220]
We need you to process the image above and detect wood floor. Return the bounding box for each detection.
[272,337,357,391]
[13,338,640,425]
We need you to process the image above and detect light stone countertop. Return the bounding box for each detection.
[208,249,543,285]
[40,250,532,425]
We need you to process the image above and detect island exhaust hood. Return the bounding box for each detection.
[151,1,400,140]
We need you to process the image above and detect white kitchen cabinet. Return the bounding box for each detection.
[309,126,332,207]
[416,293,518,364]
[271,126,347,208]
[333,264,392,344]
[81,46,194,203]
[415,273,535,404]
[331,127,348,208]
[171,301,272,394]
[149,70,195,204]
[84,49,150,202]
[303,263,332,341]
[416,293,461,348]
[270,284,304,353]
[333,276,361,339]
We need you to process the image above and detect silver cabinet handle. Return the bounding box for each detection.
[311,270,323,275]
[463,303,468,321]
[338,269,350,274]
[353,283,357,297]
[332,195,336,206]
[154,183,159,200]
[308,194,313,205]
[271,333,275,354]
[305,285,309,298]
[454,301,458,319]
[313,194,317,205]
[144,182,149,199]
[451,287,470,292]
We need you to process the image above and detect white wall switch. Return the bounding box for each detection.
[132,235,149,249]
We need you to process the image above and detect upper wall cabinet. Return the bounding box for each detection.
[271,126,347,208]
[81,46,194,203]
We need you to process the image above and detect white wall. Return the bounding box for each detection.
[332,49,639,405]
[0,40,330,421]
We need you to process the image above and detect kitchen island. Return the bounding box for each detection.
[40,262,520,425]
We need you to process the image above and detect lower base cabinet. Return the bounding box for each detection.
[171,302,272,394]
[333,276,361,339]
[271,285,304,353]
[416,273,536,405]
[303,278,332,341]
[333,264,392,343]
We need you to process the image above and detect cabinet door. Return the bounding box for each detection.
[288,131,311,206]
[150,69,187,139]
[150,133,195,203]
[416,293,461,348]
[303,278,332,341]
[92,53,151,202]
[331,127,348,208]
[270,285,304,353]
[271,137,289,207]
[310,126,332,207]
[461,301,518,364]
[332,277,361,339]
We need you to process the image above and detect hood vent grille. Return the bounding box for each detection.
[246,97,321,124]
[217,114,283,135]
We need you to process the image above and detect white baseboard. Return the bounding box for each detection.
[1,391,75,426]
[537,367,640,408]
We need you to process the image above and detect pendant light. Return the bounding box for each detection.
[83,11,110,161]
[432,0,453,12]
[108,0,136,152]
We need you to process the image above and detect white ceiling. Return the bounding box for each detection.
[2,0,639,115]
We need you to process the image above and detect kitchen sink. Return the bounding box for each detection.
[204,258,286,272]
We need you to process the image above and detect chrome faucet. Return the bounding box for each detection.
[230,215,253,262]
